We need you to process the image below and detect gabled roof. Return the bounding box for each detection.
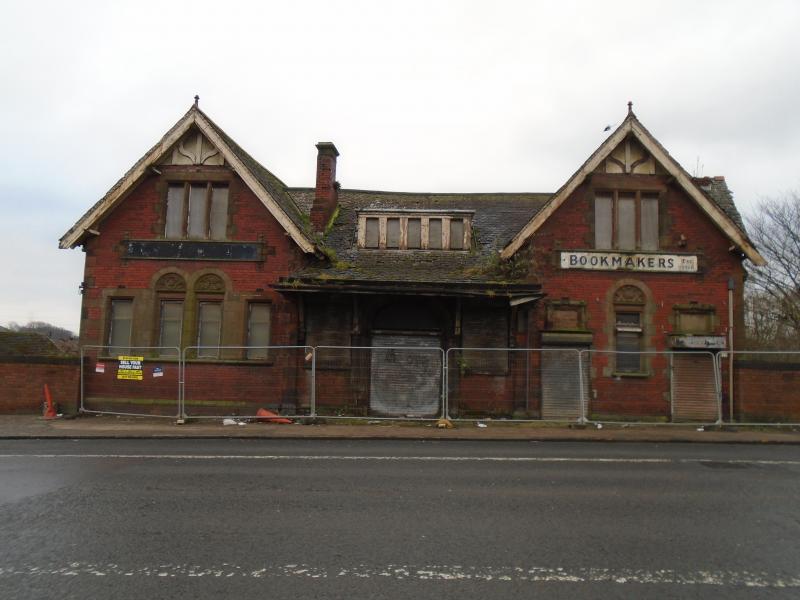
[59,104,316,253]
[500,109,766,265]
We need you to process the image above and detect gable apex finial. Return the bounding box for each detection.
[627,100,633,115]
[194,95,200,108]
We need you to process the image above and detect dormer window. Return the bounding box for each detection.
[357,211,472,250]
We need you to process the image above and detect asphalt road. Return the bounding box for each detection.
[0,439,798,599]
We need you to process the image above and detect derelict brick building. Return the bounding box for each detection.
[60,102,764,419]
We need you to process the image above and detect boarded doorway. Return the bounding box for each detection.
[370,333,442,417]
[540,347,588,420]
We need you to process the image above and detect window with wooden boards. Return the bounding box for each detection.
[595,191,659,251]
[165,183,229,240]
[359,213,471,251]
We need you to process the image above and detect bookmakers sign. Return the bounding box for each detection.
[560,251,698,273]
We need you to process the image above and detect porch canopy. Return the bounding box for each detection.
[274,277,543,307]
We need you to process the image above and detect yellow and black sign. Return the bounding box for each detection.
[117,356,144,381]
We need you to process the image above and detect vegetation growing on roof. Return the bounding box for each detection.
[317,245,354,271]
[464,246,533,282]
[324,204,341,236]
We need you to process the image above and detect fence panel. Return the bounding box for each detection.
[181,346,313,419]
[315,346,444,419]
[445,348,585,422]
[581,350,719,424]
[720,350,800,425]
[80,345,180,418]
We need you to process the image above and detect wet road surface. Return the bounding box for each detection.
[1,439,798,599]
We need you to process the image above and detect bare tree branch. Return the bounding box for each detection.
[745,191,800,348]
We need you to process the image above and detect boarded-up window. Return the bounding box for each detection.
[428,219,442,249]
[676,310,713,334]
[462,306,508,374]
[594,194,613,249]
[386,218,400,248]
[407,218,421,248]
[158,301,183,356]
[108,299,133,351]
[617,194,636,250]
[169,183,228,240]
[246,303,271,359]
[596,191,659,251]
[187,184,209,238]
[640,195,659,251]
[548,307,582,330]
[450,219,464,250]
[306,301,351,368]
[615,312,642,372]
[365,218,379,248]
[209,185,229,240]
[165,185,185,238]
[358,215,471,250]
[197,302,222,358]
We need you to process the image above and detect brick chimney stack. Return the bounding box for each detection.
[310,142,339,232]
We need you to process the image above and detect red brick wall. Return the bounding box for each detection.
[528,176,746,419]
[0,358,79,414]
[79,168,306,349]
[734,360,800,422]
[82,358,312,417]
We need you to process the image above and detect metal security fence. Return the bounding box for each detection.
[580,350,720,424]
[446,348,586,422]
[78,344,800,425]
[314,345,445,419]
[180,346,314,419]
[719,350,800,425]
[79,346,181,418]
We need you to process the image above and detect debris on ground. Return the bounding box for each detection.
[255,408,292,424]
[436,418,453,429]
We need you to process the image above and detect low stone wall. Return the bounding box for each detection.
[0,357,80,414]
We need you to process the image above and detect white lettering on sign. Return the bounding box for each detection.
[117,356,144,381]
[560,252,698,273]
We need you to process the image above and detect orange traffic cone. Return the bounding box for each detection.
[43,384,58,419]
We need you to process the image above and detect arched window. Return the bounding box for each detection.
[155,273,186,357]
[613,285,646,373]
[194,274,225,358]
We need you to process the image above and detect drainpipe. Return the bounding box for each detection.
[728,277,735,422]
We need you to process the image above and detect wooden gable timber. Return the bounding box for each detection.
[59,106,316,254]
[500,113,766,266]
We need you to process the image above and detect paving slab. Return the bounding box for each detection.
[0,414,798,443]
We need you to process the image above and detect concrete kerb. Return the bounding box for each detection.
[0,415,799,444]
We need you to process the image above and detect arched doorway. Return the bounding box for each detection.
[368,300,444,417]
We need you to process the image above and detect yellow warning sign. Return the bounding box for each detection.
[117,356,143,381]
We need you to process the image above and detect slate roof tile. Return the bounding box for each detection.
[286,189,551,283]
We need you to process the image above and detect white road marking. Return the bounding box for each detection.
[0,562,797,587]
[0,454,798,465]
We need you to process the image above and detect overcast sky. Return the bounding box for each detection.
[1,0,799,333]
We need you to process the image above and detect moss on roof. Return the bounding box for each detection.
[286,189,551,284]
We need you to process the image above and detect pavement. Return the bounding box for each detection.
[1,414,799,443]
